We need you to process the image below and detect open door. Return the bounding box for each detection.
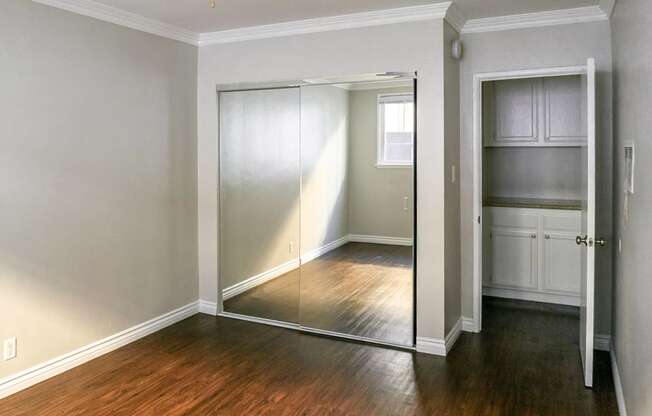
[577,58,596,388]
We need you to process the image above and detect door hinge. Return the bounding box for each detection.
[478,216,481,224]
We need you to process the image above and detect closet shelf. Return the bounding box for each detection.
[483,197,581,211]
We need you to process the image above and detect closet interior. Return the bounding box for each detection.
[482,75,586,307]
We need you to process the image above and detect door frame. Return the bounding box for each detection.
[471,64,589,333]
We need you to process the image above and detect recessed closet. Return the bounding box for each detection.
[482,75,586,306]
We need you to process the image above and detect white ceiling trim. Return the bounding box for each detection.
[461,6,609,34]
[444,2,466,33]
[599,0,617,18]
[32,0,199,45]
[198,3,452,46]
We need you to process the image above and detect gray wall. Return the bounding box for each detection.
[443,22,461,335]
[611,1,652,414]
[459,21,614,335]
[484,147,583,200]
[198,20,455,341]
[301,85,350,254]
[348,87,413,239]
[0,0,198,379]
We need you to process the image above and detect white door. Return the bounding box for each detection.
[578,58,596,388]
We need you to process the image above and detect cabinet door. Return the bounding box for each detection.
[542,232,582,295]
[489,227,538,290]
[544,76,587,145]
[484,78,541,146]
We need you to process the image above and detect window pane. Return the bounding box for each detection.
[378,95,414,165]
[384,132,413,163]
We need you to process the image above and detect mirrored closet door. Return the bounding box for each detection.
[218,75,415,348]
[219,87,301,324]
[298,80,415,346]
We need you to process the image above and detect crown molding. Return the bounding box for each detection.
[599,0,617,18]
[444,2,466,33]
[461,6,608,34]
[198,2,452,46]
[32,0,199,45]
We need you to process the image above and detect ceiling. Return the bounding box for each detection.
[90,0,602,33]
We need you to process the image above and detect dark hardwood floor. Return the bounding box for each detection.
[225,242,414,345]
[0,297,618,415]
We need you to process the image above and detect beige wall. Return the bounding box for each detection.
[348,87,413,239]
[459,21,614,335]
[611,1,652,414]
[443,22,461,335]
[301,85,350,254]
[198,20,454,341]
[0,0,198,379]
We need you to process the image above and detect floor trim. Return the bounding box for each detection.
[610,342,628,416]
[300,236,349,264]
[0,301,199,400]
[348,234,413,246]
[445,317,463,354]
[415,336,446,356]
[462,316,478,333]
[198,300,219,316]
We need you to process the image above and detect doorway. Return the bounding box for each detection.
[217,73,417,349]
[471,60,598,387]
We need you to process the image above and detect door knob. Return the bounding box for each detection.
[595,238,606,247]
[576,235,588,246]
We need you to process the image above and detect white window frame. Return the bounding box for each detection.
[376,93,414,168]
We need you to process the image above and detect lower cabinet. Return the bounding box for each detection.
[483,207,581,306]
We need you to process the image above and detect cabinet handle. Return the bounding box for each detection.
[544,234,550,239]
[530,234,537,239]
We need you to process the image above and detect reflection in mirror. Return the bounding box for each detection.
[299,80,415,346]
[217,75,415,347]
[219,88,301,323]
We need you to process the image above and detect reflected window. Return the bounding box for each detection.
[377,94,414,167]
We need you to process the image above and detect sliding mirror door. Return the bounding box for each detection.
[219,88,301,324]
[299,80,415,346]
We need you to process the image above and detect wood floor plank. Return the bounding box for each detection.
[0,297,618,415]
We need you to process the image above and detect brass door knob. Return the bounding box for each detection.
[576,235,588,246]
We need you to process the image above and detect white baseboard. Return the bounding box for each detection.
[198,300,218,316]
[0,301,199,400]
[416,336,446,356]
[594,334,611,352]
[222,258,300,300]
[300,235,349,264]
[483,286,580,306]
[610,343,628,416]
[348,234,413,246]
[462,316,478,333]
[445,318,463,353]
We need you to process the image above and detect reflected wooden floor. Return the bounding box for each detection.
[0,298,618,415]
[224,242,413,345]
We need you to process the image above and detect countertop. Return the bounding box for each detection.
[483,197,582,211]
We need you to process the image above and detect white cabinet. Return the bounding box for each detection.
[483,207,581,306]
[483,76,587,148]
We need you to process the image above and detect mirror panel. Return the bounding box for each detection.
[219,88,301,323]
[299,81,414,346]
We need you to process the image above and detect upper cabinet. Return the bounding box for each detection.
[483,76,587,147]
